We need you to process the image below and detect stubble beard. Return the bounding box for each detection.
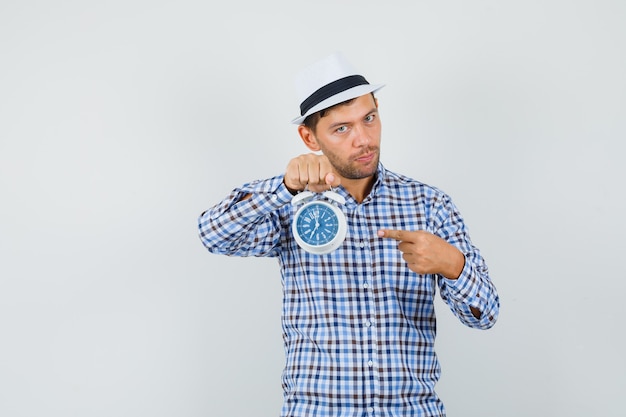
[323,146,380,180]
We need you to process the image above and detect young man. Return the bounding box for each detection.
[198,53,499,417]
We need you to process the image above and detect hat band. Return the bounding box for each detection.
[299,75,369,116]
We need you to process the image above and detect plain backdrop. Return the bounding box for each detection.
[1,1,625,416]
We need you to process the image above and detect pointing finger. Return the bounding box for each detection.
[377,229,405,241]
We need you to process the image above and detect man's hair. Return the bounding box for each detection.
[302,93,376,133]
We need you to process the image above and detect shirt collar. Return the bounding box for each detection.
[337,162,387,207]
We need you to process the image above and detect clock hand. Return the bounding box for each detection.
[313,208,320,229]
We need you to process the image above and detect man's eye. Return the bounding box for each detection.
[365,114,375,122]
[336,126,348,133]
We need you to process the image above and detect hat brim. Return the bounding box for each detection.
[291,83,385,125]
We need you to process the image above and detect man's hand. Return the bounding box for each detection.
[377,229,466,279]
[284,153,341,193]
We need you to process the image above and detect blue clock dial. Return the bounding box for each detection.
[295,203,340,246]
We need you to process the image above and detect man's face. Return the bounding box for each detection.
[311,94,382,181]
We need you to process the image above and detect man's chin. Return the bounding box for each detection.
[343,161,379,180]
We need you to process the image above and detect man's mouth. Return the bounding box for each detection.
[354,149,377,163]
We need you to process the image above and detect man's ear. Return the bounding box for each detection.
[297,125,321,152]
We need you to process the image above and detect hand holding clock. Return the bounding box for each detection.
[287,154,347,255]
[284,154,341,194]
[378,229,466,280]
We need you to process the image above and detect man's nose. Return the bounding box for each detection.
[352,123,370,147]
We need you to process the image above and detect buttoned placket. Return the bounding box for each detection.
[350,202,379,416]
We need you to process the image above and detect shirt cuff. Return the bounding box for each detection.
[440,255,477,301]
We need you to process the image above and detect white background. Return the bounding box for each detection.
[1,1,625,416]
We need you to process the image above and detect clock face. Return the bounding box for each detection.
[295,202,340,246]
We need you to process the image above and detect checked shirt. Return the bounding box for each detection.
[198,164,499,417]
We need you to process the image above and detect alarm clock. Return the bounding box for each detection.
[291,189,347,255]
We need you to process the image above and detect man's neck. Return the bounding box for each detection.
[342,175,376,204]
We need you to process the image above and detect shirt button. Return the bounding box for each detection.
[368,360,373,367]
[365,320,372,327]
[359,241,365,248]
[368,407,375,413]
[271,194,278,200]
[363,282,369,289]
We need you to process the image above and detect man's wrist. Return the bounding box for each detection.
[442,248,466,280]
[283,178,301,196]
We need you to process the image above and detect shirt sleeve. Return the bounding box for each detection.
[431,193,500,330]
[197,175,294,257]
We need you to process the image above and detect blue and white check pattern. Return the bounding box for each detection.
[199,164,499,417]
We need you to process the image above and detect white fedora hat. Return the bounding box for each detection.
[291,52,384,124]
